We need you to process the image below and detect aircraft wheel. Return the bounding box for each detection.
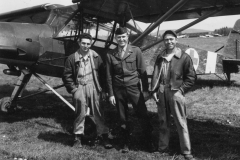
[0,97,12,113]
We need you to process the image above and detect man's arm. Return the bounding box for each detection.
[106,54,114,97]
[106,53,116,106]
[136,47,149,92]
[150,55,162,102]
[180,54,196,94]
[97,55,106,92]
[62,57,77,94]
[150,55,161,92]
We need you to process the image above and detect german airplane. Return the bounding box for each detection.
[0,0,239,113]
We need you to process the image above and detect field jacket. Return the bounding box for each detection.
[151,47,196,94]
[106,44,148,97]
[62,49,105,94]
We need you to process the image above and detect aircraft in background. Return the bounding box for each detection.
[213,33,223,37]
[199,35,207,38]
[205,34,214,37]
[177,35,187,38]
[0,0,239,113]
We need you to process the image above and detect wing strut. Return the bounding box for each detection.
[127,3,137,31]
[33,73,75,111]
[132,0,190,45]
[141,6,224,51]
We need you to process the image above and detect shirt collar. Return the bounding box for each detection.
[163,53,174,62]
[118,44,127,53]
[161,47,182,61]
[75,50,90,62]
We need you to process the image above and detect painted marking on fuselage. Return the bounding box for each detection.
[205,51,217,74]
[185,48,199,71]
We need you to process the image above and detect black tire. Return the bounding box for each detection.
[0,97,12,113]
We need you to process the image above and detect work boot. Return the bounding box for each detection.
[120,128,130,153]
[154,148,170,156]
[145,139,156,153]
[143,127,155,152]
[101,133,113,149]
[121,143,129,153]
[73,134,83,148]
[184,154,196,160]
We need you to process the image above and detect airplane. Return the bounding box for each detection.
[205,34,214,38]
[213,33,223,37]
[177,35,187,38]
[0,0,239,113]
[199,35,207,38]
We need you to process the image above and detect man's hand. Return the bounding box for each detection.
[101,92,107,101]
[143,91,151,102]
[109,96,116,106]
[152,92,159,102]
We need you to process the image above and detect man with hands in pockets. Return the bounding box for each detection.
[62,33,112,149]
[151,30,196,160]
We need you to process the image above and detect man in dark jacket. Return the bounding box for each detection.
[106,27,153,153]
[151,30,196,160]
[62,33,112,149]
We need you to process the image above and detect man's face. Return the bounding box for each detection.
[115,33,129,47]
[163,34,177,50]
[78,38,92,53]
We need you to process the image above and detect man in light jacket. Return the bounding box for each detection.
[62,33,112,149]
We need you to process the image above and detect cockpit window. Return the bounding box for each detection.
[46,5,117,49]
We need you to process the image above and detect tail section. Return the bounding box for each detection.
[223,19,240,59]
[222,19,240,81]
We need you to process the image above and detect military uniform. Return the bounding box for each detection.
[106,44,152,140]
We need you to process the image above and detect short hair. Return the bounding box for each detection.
[78,33,92,41]
[115,27,128,35]
[162,30,177,39]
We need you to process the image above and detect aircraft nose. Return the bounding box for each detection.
[0,23,40,66]
[0,23,18,59]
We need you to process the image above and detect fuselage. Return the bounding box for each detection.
[0,22,68,77]
[0,21,113,78]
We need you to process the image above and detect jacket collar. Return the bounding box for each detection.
[74,49,98,62]
[122,45,133,60]
[111,44,133,60]
[161,47,182,59]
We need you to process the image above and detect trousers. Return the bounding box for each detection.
[73,83,109,135]
[114,84,152,132]
[157,87,191,154]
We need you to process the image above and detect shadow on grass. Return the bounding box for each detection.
[103,105,240,159]
[1,84,240,159]
[38,132,73,146]
[0,84,75,133]
[190,78,240,91]
[188,119,240,160]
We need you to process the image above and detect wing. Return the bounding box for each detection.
[77,0,240,23]
[0,4,63,23]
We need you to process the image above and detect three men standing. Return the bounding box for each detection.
[62,33,112,149]
[62,29,196,159]
[106,27,153,153]
[151,30,196,160]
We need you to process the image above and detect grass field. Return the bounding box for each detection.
[178,37,227,53]
[1,37,240,160]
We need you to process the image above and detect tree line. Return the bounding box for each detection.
[214,27,232,36]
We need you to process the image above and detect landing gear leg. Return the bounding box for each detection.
[226,72,231,84]
[0,70,32,113]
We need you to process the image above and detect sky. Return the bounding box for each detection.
[0,0,239,32]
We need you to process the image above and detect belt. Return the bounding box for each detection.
[78,79,94,86]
